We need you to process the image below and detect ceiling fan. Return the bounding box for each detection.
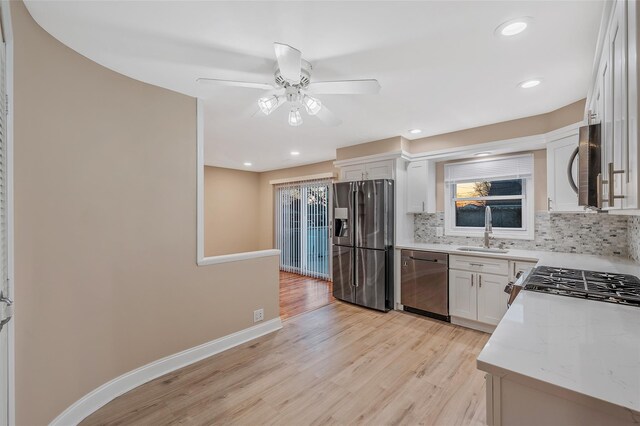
[197,42,381,127]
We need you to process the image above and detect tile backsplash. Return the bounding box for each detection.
[628,216,640,262]
[414,212,631,257]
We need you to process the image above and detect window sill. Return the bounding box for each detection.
[197,249,280,266]
[444,229,534,241]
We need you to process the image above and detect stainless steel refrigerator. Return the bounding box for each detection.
[332,180,394,311]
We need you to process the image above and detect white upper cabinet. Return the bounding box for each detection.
[406,160,436,213]
[547,133,582,212]
[340,164,368,181]
[339,160,395,181]
[366,160,395,180]
[587,0,638,210]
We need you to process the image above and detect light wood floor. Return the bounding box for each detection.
[82,302,489,426]
[279,271,334,320]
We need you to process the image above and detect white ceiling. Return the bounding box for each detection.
[25,1,604,172]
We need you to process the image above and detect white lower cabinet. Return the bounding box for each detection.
[450,270,508,326]
[449,270,477,320]
[476,273,509,325]
[449,255,510,331]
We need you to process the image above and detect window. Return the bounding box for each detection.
[444,154,534,239]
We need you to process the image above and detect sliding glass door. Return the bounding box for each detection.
[275,179,331,280]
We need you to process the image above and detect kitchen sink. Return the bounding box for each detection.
[457,246,509,254]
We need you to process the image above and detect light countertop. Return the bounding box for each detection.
[395,242,640,275]
[477,291,640,415]
[396,242,640,414]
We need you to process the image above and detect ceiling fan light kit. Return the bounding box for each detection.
[303,95,321,115]
[198,42,380,127]
[288,108,303,127]
[258,95,280,115]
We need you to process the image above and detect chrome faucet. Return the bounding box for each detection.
[483,206,492,248]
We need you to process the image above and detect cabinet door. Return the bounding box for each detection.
[407,161,427,213]
[365,160,395,180]
[406,160,435,213]
[610,0,627,209]
[340,165,365,182]
[547,134,581,212]
[477,273,509,326]
[449,270,477,320]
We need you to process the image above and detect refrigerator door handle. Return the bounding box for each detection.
[354,249,359,287]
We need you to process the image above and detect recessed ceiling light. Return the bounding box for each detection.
[495,17,532,37]
[243,162,252,166]
[519,79,541,89]
[409,129,422,135]
[290,151,300,156]
[475,152,492,157]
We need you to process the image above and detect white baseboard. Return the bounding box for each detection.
[49,317,283,426]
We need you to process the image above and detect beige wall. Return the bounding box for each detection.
[435,150,547,212]
[335,136,405,161]
[257,161,338,249]
[204,166,260,256]
[409,99,585,153]
[13,2,279,424]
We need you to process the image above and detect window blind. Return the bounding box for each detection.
[275,178,331,280]
[444,154,534,184]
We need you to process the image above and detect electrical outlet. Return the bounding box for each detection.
[253,308,264,323]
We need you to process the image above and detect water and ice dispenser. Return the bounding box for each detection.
[334,207,349,237]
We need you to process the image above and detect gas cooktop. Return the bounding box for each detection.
[523,266,640,307]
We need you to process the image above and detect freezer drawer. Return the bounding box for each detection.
[332,244,355,303]
[400,250,449,319]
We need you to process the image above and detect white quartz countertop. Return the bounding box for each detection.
[396,242,640,413]
[395,242,640,275]
[477,291,640,414]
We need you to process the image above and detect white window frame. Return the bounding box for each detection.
[444,155,535,240]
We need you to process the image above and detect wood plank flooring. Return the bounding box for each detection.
[82,302,489,426]
[279,271,334,320]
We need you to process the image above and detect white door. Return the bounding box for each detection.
[449,270,477,320]
[0,34,10,426]
[477,273,509,326]
[547,134,581,212]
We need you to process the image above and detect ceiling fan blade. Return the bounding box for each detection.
[306,79,381,95]
[315,104,342,127]
[197,78,274,90]
[274,42,302,84]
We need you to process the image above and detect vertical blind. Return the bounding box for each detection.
[275,179,331,280]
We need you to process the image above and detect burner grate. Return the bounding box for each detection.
[523,266,640,307]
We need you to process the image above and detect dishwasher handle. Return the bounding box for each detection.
[409,256,440,263]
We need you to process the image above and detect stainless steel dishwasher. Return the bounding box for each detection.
[400,250,449,321]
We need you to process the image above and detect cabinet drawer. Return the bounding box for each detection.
[449,255,509,276]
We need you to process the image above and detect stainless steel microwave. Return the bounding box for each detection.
[574,123,601,208]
